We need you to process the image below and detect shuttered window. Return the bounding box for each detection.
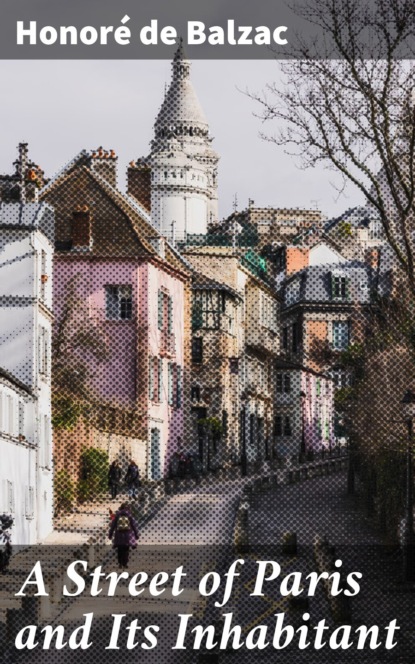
[176,366,182,409]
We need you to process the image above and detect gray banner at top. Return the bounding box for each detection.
[1,0,414,59]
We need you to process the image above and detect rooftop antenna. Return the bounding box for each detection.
[310,199,320,210]
[171,219,176,247]
[15,142,28,203]
[232,193,238,213]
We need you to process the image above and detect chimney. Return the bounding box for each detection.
[127,160,151,212]
[365,248,379,270]
[286,246,310,276]
[71,205,91,248]
[89,148,118,188]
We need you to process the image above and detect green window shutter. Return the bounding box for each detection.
[168,296,173,333]
[316,379,321,396]
[330,273,335,299]
[325,420,330,440]
[158,358,163,402]
[192,299,203,330]
[149,357,154,401]
[176,366,182,409]
[158,290,163,330]
[168,363,174,406]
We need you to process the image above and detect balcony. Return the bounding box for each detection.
[160,329,176,357]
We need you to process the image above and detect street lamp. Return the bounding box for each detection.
[240,398,247,477]
[401,389,415,583]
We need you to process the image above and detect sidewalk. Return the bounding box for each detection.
[221,472,415,662]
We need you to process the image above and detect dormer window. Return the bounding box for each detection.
[331,272,348,299]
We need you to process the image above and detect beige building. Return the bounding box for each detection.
[183,245,281,471]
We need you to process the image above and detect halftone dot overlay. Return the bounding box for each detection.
[2,3,415,661]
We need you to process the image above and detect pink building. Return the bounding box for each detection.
[274,360,335,458]
[41,149,191,480]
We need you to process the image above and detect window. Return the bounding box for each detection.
[261,294,278,332]
[1,393,17,437]
[176,366,182,409]
[324,420,330,440]
[40,414,51,468]
[316,378,321,396]
[191,386,201,402]
[229,358,239,375]
[274,415,282,437]
[18,401,25,438]
[331,274,348,299]
[106,286,132,320]
[168,363,174,406]
[330,367,351,388]
[158,358,163,403]
[40,250,47,300]
[284,416,292,437]
[332,321,350,350]
[249,414,255,447]
[222,411,228,439]
[166,363,182,408]
[158,290,173,332]
[192,290,234,333]
[292,322,299,353]
[7,480,14,514]
[276,374,291,394]
[285,280,301,306]
[282,327,288,350]
[192,338,203,364]
[25,486,34,519]
[38,327,49,376]
[149,357,163,402]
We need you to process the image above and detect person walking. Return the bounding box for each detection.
[108,461,122,500]
[125,460,141,499]
[108,503,139,569]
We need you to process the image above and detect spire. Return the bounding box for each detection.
[172,37,190,81]
[152,39,209,145]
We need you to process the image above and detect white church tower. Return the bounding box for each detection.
[129,41,219,241]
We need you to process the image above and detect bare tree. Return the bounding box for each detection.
[53,274,108,428]
[250,0,415,291]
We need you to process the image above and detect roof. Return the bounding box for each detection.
[153,43,209,136]
[0,201,54,243]
[281,261,372,306]
[275,357,334,379]
[0,366,34,396]
[192,274,243,301]
[39,154,191,277]
[325,205,381,233]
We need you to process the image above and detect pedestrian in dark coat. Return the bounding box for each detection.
[125,460,141,499]
[108,461,122,500]
[108,503,139,569]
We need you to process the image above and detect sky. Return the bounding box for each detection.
[0,59,364,221]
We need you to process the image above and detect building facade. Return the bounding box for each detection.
[183,245,281,470]
[274,360,335,458]
[279,261,373,386]
[40,149,191,482]
[0,154,54,543]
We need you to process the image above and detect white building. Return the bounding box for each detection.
[134,41,219,241]
[0,183,54,544]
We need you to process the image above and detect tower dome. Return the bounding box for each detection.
[153,41,209,144]
[147,40,219,240]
